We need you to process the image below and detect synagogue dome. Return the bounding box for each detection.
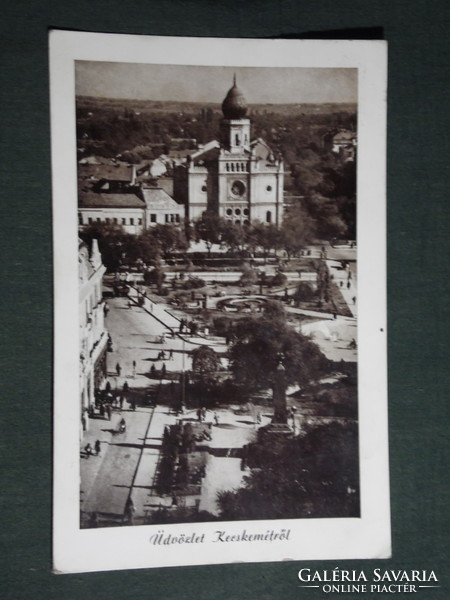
[221,76,248,119]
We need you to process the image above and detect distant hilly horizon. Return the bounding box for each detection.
[77,95,357,115]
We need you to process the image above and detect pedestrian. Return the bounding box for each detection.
[99,404,105,418]
[119,396,124,410]
[116,362,122,377]
[256,412,262,424]
[150,364,156,378]
[160,350,166,360]
[123,381,129,394]
[130,399,136,411]
[103,302,109,317]
[132,360,136,378]
[347,280,351,289]
[352,296,356,305]
[124,497,135,524]
[106,405,112,420]
[94,440,101,456]
[214,412,219,426]
[169,349,173,361]
[161,363,166,379]
[84,443,93,458]
[201,407,206,422]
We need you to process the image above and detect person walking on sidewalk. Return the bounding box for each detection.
[116,363,122,377]
[124,496,135,525]
[106,404,112,420]
[94,440,101,456]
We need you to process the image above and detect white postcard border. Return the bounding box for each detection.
[50,31,389,573]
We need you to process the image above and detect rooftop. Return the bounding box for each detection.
[79,191,145,209]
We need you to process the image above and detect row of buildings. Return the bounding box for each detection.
[79,238,108,433]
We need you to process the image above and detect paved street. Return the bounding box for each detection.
[80,296,266,524]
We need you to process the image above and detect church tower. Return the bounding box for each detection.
[220,74,251,152]
[177,76,284,225]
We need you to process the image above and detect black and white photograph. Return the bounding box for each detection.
[51,32,389,573]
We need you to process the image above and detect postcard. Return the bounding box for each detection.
[50,31,389,573]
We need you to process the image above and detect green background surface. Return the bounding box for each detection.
[1,1,448,598]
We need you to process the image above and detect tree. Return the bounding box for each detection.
[79,222,127,271]
[191,346,221,389]
[152,224,188,258]
[239,264,258,287]
[216,421,359,520]
[252,223,283,260]
[143,258,165,292]
[125,230,161,265]
[294,282,315,303]
[271,271,288,288]
[229,302,329,395]
[221,221,246,254]
[280,204,315,258]
[304,194,348,240]
[194,211,225,255]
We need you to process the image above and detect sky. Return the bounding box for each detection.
[75,62,357,104]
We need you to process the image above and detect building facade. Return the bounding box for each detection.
[174,76,284,226]
[78,185,184,234]
[79,238,108,432]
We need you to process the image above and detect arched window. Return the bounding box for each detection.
[266,211,272,223]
